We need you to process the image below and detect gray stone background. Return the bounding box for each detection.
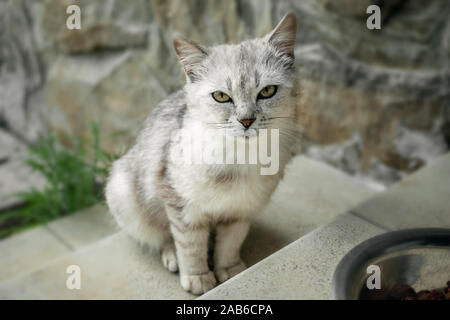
[0,0,449,208]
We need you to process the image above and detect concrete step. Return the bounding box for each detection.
[0,155,379,299]
[200,153,450,299]
[0,204,117,284]
[200,213,386,300]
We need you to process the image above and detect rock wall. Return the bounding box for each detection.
[1,0,449,186]
[291,0,450,184]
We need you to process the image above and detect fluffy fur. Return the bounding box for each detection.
[105,13,301,295]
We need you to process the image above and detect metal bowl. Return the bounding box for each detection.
[332,228,450,300]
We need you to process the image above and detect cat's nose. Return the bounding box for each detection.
[238,117,256,129]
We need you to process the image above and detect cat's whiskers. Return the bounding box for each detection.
[204,121,234,130]
[266,116,291,120]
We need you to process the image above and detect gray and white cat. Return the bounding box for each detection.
[105,13,301,295]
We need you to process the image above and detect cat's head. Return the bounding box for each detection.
[173,13,297,137]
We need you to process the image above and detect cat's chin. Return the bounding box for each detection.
[231,128,258,138]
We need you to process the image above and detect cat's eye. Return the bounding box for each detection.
[212,91,232,103]
[257,85,277,100]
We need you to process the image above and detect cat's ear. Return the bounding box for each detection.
[267,13,297,58]
[173,37,208,80]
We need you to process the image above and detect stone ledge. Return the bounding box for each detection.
[352,152,450,230]
[199,213,385,300]
[0,205,117,284]
[0,226,69,284]
[45,204,118,250]
[0,232,193,300]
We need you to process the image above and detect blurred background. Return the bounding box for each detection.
[0,0,449,237]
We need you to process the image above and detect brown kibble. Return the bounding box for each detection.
[417,290,431,300]
[388,284,416,300]
[362,289,390,300]
[363,280,450,300]
[429,290,445,300]
[417,290,430,294]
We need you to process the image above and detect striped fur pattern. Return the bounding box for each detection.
[105,13,301,295]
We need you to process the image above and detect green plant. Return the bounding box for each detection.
[0,125,119,238]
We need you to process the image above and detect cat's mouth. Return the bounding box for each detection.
[223,126,258,138]
[205,119,274,137]
[242,128,258,137]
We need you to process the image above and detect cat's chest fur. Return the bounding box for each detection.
[167,125,284,220]
[171,163,281,220]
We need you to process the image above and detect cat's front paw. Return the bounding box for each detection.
[180,271,217,295]
[161,244,178,273]
[215,261,246,283]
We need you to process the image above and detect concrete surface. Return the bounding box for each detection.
[200,213,385,300]
[0,232,193,299]
[0,226,70,284]
[0,205,116,283]
[45,204,118,250]
[352,153,450,230]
